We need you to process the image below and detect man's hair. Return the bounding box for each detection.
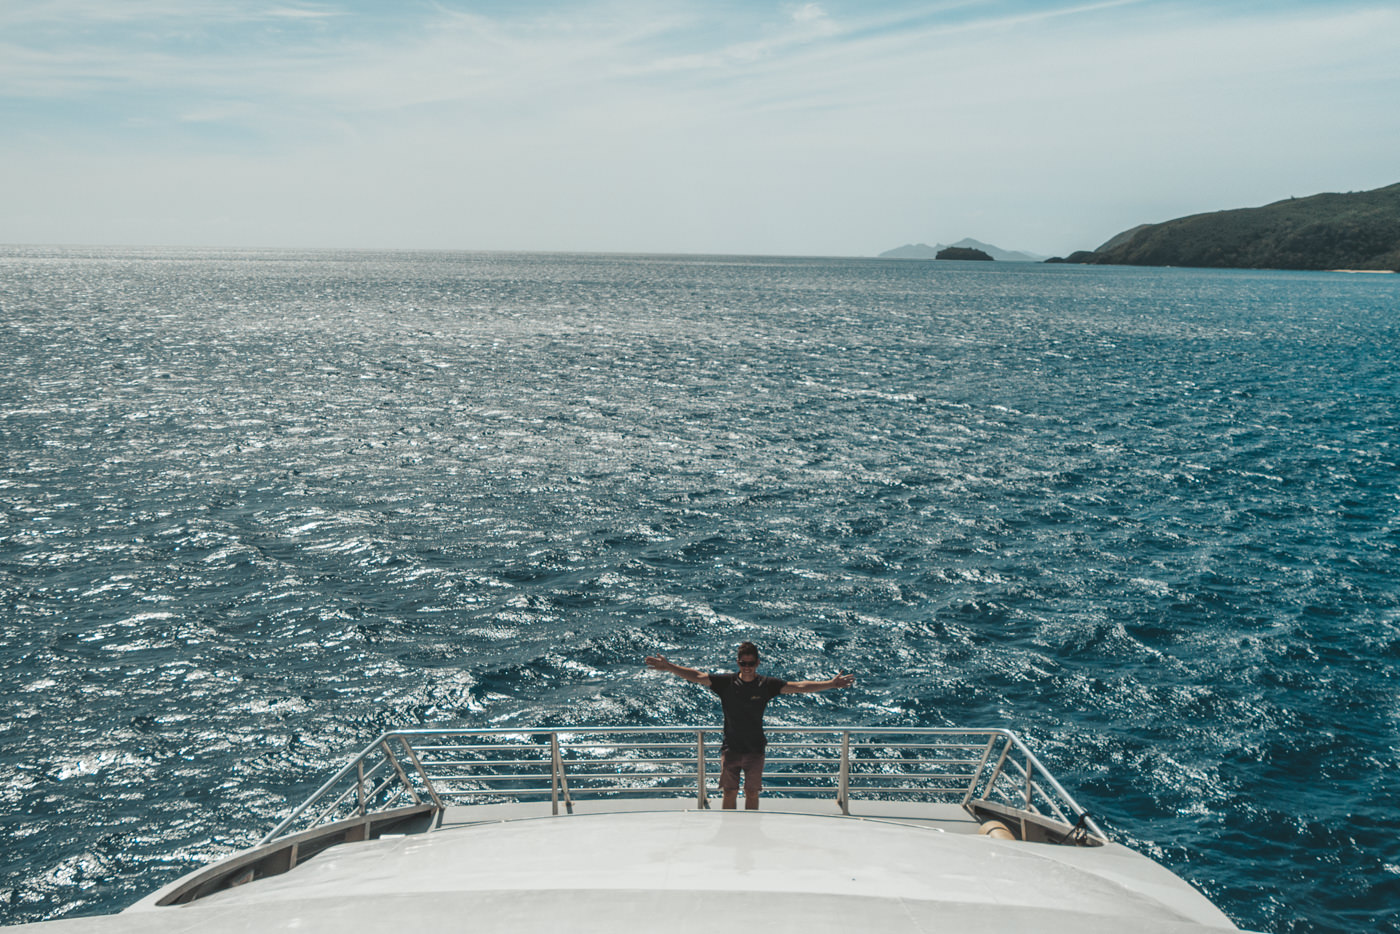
[736,641,760,660]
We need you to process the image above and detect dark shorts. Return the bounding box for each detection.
[719,750,766,794]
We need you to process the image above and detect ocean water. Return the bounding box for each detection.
[1,247,1397,932]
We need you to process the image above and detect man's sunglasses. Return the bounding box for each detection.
[737,659,758,668]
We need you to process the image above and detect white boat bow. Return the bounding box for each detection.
[9,727,1251,933]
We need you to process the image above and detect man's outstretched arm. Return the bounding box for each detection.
[645,655,712,686]
[781,672,855,694]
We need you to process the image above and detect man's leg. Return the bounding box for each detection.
[743,752,765,810]
[719,752,741,809]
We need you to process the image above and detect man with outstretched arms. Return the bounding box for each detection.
[644,641,856,810]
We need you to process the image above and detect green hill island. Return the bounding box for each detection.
[1047,182,1400,272]
[936,246,994,261]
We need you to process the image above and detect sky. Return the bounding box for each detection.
[2,0,1397,257]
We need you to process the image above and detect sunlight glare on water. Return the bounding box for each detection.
[1,248,1398,932]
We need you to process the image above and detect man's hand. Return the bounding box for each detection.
[831,672,855,689]
[644,655,671,672]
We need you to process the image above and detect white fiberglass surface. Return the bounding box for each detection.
[196,810,1232,927]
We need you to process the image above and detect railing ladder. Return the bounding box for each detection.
[962,735,998,808]
[381,740,422,805]
[396,736,444,816]
[982,736,1014,801]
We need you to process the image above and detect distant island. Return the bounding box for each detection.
[880,238,1046,262]
[880,243,943,259]
[936,246,993,261]
[1046,182,1400,272]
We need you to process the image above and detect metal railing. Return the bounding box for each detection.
[260,726,1104,846]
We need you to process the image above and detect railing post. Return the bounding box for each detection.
[550,733,561,816]
[1022,753,1034,839]
[837,731,851,815]
[356,761,366,816]
[549,733,573,815]
[696,730,709,809]
[1024,754,1034,811]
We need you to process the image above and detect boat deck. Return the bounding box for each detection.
[88,803,1244,934]
[434,796,985,833]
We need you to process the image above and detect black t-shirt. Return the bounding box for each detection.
[708,672,787,753]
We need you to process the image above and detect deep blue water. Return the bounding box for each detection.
[1,248,1397,932]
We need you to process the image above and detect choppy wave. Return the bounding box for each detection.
[2,248,1398,931]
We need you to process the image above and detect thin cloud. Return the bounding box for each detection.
[1,0,1396,253]
[0,0,328,27]
[788,3,839,35]
[266,5,345,19]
